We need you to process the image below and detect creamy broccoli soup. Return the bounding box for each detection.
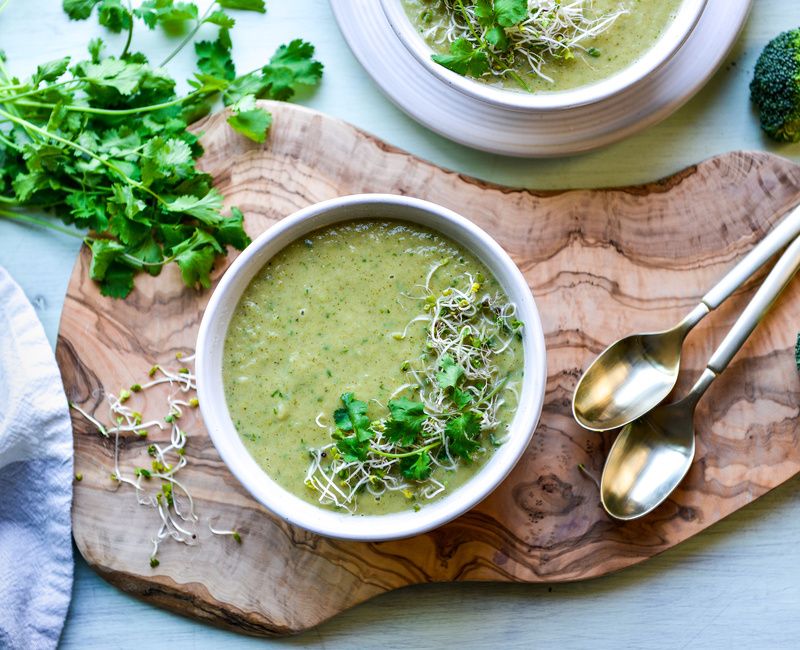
[402,0,682,93]
[223,220,524,515]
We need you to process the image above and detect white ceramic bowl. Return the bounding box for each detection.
[196,194,547,541]
[379,0,708,111]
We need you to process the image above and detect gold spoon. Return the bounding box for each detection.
[601,234,800,520]
[573,204,800,432]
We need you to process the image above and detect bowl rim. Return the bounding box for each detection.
[196,194,547,541]
[379,0,709,111]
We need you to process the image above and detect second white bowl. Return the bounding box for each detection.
[380,0,708,111]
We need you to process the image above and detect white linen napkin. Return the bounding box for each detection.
[0,266,73,650]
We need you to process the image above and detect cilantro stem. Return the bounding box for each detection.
[86,237,175,267]
[455,0,482,41]
[0,78,86,103]
[0,106,166,205]
[371,442,441,459]
[120,1,135,59]
[474,374,510,407]
[505,69,530,92]
[125,254,172,267]
[0,131,21,151]
[0,208,85,239]
[159,1,218,68]
[0,59,45,145]
[13,90,203,116]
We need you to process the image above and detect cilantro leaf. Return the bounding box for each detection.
[205,10,236,28]
[97,0,133,33]
[12,172,49,202]
[89,238,127,281]
[141,136,194,185]
[174,244,217,289]
[63,0,101,20]
[226,95,272,142]
[484,25,508,51]
[134,0,168,29]
[474,0,494,27]
[222,71,268,104]
[169,229,222,288]
[452,387,473,410]
[164,190,224,223]
[261,40,324,101]
[109,183,147,221]
[100,263,136,298]
[217,0,266,12]
[66,191,109,230]
[32,57,71,86]
[431,38,489,77]
[400,451,432,481]
[333,393,372,442]
[384,398,427,446]
[169,227,223,256]
[445,412,482,461]
[214,207,251,250]
[80,59,146,95]
[195,33,236,81]
[126,235,164,276]
[88,37,105,62]
[493,0,528,27]
[336,435,368,463]
[136,0,199,30]
[436,354,464,389]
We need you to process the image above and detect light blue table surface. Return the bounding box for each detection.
[2,1,800,648]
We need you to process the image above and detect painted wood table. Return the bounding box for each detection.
[1,0,800,648]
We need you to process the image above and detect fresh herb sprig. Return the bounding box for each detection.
[305,271,523,512]
[0,0,323,297]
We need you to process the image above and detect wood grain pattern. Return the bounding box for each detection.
[57,101,800,636]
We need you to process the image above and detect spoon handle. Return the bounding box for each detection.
[702,204,800,310]
[705,234,800,375]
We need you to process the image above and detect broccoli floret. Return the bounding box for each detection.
[750,29,800,142]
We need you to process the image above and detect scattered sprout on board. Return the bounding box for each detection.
[419,0,627,88]
[577,463,600,491]
[70,353,241,567]
[305,268,523,513]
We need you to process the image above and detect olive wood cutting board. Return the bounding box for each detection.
[57,101,800,636]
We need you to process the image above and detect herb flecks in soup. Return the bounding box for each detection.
[223,221,524,515]
[403,0,681,93]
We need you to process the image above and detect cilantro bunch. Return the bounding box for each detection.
[0,0,323,297]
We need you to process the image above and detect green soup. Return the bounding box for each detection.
[223,220,524,515]
[402,0,682,93]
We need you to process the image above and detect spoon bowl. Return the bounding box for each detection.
[572,307,706,431]
[600,393,698,520]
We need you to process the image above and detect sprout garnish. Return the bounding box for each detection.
[422,0,628,87]
[305,270,523,512]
